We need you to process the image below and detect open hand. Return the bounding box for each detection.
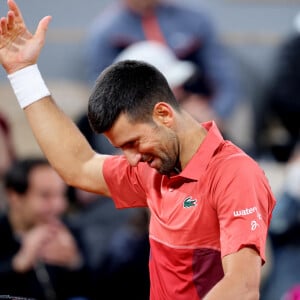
[0,0,51,74]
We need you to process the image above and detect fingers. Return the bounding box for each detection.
[0,17,8,35]
[7,0,24,24]
[34,16,52,45]
[0,10,16,36]
[7,11,14,30]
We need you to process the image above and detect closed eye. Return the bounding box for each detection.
[121,140,138,150]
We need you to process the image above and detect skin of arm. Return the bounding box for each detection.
[24,98,111,195]
[0,0,110,196]
[204,247,262,300]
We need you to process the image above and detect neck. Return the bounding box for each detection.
[178,112,207,170]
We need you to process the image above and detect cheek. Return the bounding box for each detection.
[139,127,172,154]
[46,195,68,217]
[21,202,42,224]
[30,199,56,219]
[32,202,49,218]
[140,139,162,154]
[55,198,67,215]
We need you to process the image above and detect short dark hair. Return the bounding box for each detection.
[4,158,49,195]
[87,60,180,133]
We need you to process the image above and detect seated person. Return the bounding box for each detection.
[0,158,91,300]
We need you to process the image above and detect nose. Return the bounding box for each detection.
[124,149,142,167]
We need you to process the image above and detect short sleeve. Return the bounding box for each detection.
[211,155,276,262]
[103,155,148,208]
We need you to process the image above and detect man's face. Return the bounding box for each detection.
[105,112,179,176]
[16,166,67,228]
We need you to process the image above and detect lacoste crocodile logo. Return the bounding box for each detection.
[183,197,197,208]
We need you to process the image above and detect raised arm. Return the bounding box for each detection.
[0,0,111,196]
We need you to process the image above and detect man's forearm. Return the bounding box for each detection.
[24,95,95,187]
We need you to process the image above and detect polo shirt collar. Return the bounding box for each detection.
[179,121,224,181]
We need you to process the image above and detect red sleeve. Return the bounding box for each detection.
[211,155,276,262]
[103,155,148,208]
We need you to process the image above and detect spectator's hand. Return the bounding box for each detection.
[12,224,56,273]
[0,0,51,74]
[40,221,82,269]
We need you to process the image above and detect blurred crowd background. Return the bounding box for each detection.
[1,0,300,299]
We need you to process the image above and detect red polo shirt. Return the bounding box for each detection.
[103,121,276,299]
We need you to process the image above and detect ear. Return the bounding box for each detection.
[152,102,174,126]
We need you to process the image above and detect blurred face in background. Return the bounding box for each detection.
[125,0,160,14]
[12,165,67,230]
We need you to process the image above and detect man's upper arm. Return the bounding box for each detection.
[223,247,262,296]
[76,153,112,197]
[204,247,262,300]
[222,247,262,282]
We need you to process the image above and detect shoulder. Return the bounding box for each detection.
[209,142,267,185]
[163,2,213,22]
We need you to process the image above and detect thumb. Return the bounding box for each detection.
[34,16,52,46]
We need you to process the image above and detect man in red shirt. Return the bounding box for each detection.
[0,1,275,299]
[102,120,274,299]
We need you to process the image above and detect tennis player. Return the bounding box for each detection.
[0,1,276,299]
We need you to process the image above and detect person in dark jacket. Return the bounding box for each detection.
[0,158,91,300]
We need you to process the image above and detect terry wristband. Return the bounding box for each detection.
[7,64,51,109]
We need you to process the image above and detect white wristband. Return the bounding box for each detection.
[7,64,51,109]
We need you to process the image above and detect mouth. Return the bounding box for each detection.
[148,157,160,169]
[142,155,159,169]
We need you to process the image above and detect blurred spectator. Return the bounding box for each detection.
[91,206,150,300]
[0,158,91,300]
[85,0,242,134]
[66,187,150,300]
[0,111,16,212]
[260,147,300,300]
[256,14,300,162]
